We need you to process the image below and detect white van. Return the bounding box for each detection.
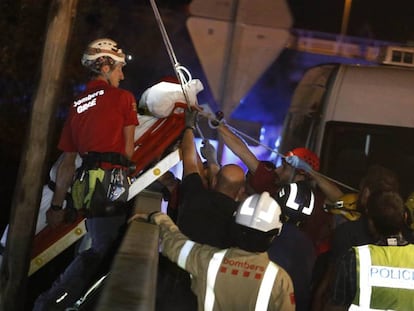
[279,63,414,198]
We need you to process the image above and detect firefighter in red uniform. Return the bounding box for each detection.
[33,38,138,310]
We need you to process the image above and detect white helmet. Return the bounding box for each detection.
[81,38,126,73]
[235,192,282,233]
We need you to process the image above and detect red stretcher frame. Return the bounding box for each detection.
[129,102,186,177]
[30,103,186,275]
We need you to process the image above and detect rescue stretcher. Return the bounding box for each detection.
[26,79,204,275]
[28,106,185,275]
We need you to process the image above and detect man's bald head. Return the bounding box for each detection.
[213,164,245,200]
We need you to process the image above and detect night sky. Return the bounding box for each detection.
[289,0,414,43]
[155,0,414,43]
[135,0,414,43]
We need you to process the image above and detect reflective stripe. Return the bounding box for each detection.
[204,249,227,311]
[255,262,279,311]
[286,183,299,210]
[354,245,414,311]
[349,304,394,311]
[357,245,372,308]
[369,265,414,290]
[177,240,195,269]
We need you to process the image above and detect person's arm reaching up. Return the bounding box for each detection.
[181,109,200,178]
[285,155,344,202]
[217,123,259,173]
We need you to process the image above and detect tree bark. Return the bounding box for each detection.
[0,1,78,310]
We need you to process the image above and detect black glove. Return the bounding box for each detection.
[185,109,198,130]
[208,111,225,129]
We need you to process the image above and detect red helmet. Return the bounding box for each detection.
[286,147,320,172]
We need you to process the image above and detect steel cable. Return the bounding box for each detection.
[148,0,357,193]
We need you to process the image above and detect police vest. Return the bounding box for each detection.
[350,244,414,311]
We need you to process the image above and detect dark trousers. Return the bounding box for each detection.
[32,214,126,311]
[156,254,197,311]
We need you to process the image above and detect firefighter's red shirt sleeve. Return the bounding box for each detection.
[249,161,280,195]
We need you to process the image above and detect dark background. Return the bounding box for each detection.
[1,2,414,306]
[2,0,414,246]
[2,0,414,237]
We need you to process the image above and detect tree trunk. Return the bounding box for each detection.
[0,1,78,310]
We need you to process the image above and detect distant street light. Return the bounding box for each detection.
[341,0,352,36]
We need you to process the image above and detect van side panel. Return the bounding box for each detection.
[324,65,414,127]
[280,63,414,197]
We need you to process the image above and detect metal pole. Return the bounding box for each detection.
[340,0,352,36]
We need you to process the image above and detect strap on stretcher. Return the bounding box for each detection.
[129,102,186,177]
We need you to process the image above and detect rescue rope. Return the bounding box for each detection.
[313,171,359,192]
[197,111,359,192]
[149,0,193,107]
[148,0,358,193]
[149,0,206,140]
[196,123,205,140]
[230,121,359,192]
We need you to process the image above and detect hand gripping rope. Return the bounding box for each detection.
[149,0,358,193]
[197,111,359,193]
